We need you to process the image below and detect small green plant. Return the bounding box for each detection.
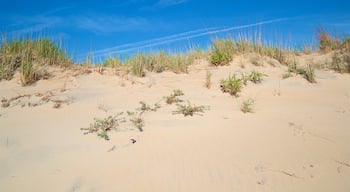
[248,71,266,84]
[138,101,161,112]
[220,74,243,97]
[164,89,184,104]
[173,102,209,116]
[205,70,212,89]
[241,99,254,113]
[128,101,160,132]
[81,113,125,140]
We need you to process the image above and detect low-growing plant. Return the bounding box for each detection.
[241,98,254,113]
[138,101,161,113]
[164,89,184,104]
[248,71,266,84]
[81,113,125,140]
[173,102,209,116]
[220,74,243,97]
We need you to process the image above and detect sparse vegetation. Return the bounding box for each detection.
[173,102,209,116]
[297,64,316,83]
[241,98,254,113]
[220,74,243,97]
[248,71,266,84]
[164,89,184,104]
[81,113,125,140]
[317,28,341,53]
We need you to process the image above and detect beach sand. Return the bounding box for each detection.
[1,57,350,191]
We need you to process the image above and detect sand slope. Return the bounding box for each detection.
[1,60,350,192]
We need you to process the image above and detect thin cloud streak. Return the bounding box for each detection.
[142,0,189,10]
[88,26,222,56]
[91,17,292,58]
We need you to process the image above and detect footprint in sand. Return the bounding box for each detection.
[302,164,315,179]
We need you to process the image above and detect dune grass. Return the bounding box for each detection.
[122,51,194,77]
[0,37,72,85]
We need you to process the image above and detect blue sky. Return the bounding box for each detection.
[1,0,350,63]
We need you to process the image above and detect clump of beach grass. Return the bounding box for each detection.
[297,64,316,83]
[210,39,234,66]
[0,37,71,85]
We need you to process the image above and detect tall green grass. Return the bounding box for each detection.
[123,51,194,77]
[0,37,72,84]
[209,37,289,66]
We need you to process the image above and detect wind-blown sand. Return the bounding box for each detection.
[1,57,350,192]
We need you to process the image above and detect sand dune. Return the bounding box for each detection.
[1,58,350,192]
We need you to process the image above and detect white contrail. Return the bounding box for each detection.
[79,17,292,61]
[81,26,223,57]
